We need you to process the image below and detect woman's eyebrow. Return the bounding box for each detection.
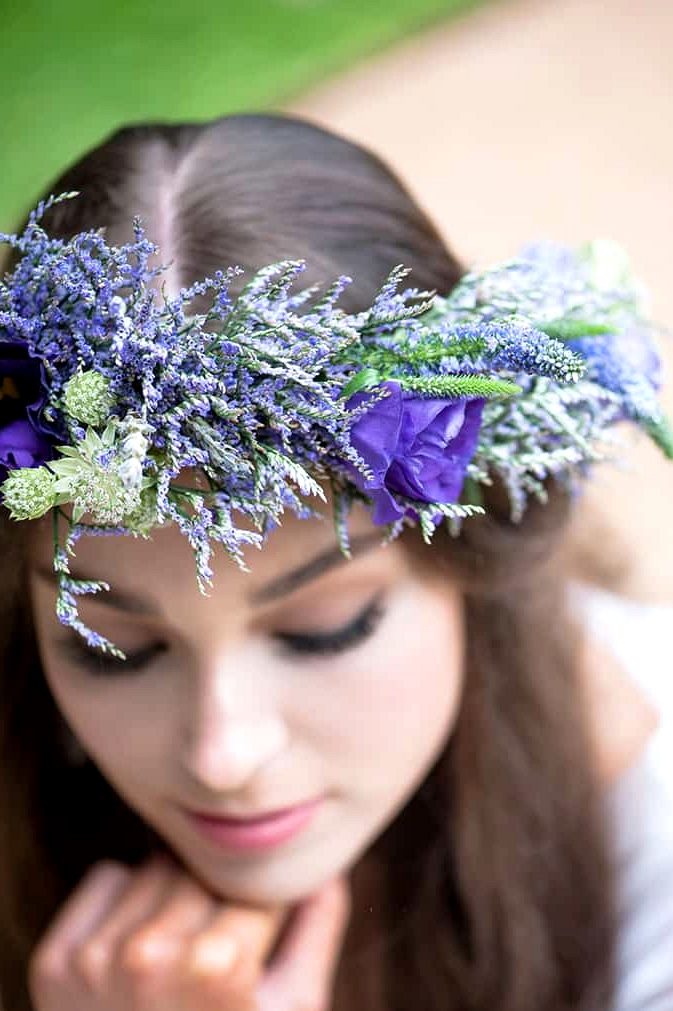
[29,531,384,614]
[250,531,384,605]
[31,566,161,617]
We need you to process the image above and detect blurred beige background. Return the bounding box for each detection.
[289,0,673,603]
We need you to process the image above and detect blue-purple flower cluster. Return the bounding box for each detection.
[0,195,669,653]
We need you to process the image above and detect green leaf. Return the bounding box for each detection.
[399,375,521,399]
[340,367,381,399]
[101,423,117,448]
[55,444,83,458]
[49,459,82,477]
[52,477,75,493]
[209,396,241,421]
[537,319,614,341]
[643,414,673,459]
[461,476,485,509]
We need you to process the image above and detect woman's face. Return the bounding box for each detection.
[29,502,464,905]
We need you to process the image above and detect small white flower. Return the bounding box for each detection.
[118,457,143,490]
[121,430,149,459]
[109,295,127,317]
[111,316,133,354]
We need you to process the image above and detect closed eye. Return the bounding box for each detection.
[57,640,167,676]
[56,595,386,675]
[273,595,385,658]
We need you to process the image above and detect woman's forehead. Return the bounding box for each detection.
[28,498,399,616]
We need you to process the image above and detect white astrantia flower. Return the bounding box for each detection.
[1,466,57,520]
[49,425,142,524]
[63,370,115,427]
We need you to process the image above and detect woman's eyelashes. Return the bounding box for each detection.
[273,595,385,658]
[60,640,168,677]
[58,595,387,675]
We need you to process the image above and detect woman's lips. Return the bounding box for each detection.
[182,798,323,853]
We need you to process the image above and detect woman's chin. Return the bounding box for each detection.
[189,859,349,907]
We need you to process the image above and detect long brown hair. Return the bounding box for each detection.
[0,114,616,1011]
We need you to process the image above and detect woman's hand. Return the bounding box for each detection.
[28,853,350,1011]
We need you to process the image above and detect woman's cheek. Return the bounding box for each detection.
[44,662,166,793]
[301,582,464,789]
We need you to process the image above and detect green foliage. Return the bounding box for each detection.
[643,414,673,460]
[537,320,614,341]
[400,375,521,399]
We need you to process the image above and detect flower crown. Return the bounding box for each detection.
[1,193,670,655]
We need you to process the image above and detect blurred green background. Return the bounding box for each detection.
[1,0,486,232]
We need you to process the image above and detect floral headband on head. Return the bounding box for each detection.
[1,193,670,655]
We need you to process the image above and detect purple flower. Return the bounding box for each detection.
[348,381,485,524]
[572,328,663,422]
[574,329,663,391]
[0,341,54,482]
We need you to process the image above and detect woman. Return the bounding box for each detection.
[1,114,671,1011]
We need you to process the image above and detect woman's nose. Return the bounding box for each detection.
[178,660,289,793]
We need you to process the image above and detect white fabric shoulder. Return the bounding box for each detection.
[572,583,673,1011]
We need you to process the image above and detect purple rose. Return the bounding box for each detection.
[348,381,485,525]
[0,341,54,483]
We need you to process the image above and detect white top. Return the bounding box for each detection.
[575,584,673,1010]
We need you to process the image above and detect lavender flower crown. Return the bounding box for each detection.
[1,193,670,655]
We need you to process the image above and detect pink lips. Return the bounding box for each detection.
[183,798,323,853]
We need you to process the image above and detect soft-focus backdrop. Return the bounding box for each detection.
[0,0,485,230]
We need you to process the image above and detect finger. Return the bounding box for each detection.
[107,870,228,1011]
[32,862,132,960]
[258,878,351,1011]
[117,869,219,967]
[71,854,179,988]
[135,869,218,939]
[184,902,287,994]
[28,862,132,1005]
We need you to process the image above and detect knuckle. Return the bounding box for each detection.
[28,942,66,991]
[185,939,254,1005]
[118,931,172,981]
[29,942,59,980]
[86,859,131,886]
[134,928,177,968]
[72,939,112,988]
